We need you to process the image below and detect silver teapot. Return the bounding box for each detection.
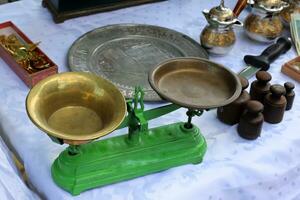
[200,0,243,55]
[244,0,289,42]
[280,0,300,26]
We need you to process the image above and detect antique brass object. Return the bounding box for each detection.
[245,0,289,42]
[0,34,50,73]
[25,71,207,195]
[26,72,127,141]
[200,0,243,55]
[26,61,241,195]
[149,57,242,110]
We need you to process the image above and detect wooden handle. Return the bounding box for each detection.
[233,0,248,17]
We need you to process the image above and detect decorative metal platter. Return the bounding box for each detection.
[68,24,208,101]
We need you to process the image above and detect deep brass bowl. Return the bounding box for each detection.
[149,57,242,109]
[26,72,126,141]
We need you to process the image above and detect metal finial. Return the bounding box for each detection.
[221,0,225,7]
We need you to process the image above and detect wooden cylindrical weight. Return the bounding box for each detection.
[217,76,251,125]
[263,84,287,124]
[250,71,272,103]
[237,100,264,140]
[284,82,295,111]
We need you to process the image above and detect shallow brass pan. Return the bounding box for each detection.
[26,72,126,141]
[149,57,242,109]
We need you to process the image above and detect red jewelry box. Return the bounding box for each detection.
[0,21,58,87]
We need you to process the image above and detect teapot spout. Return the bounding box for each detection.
[234,19,243,27]
[202,9,210,21]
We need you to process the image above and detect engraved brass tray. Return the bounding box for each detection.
[68,24,208,101]
[149,57,242,109]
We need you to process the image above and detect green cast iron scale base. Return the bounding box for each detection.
[52,122,206,195]
[51,88,207,195]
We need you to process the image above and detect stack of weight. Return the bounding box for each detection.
[217,71,295,140]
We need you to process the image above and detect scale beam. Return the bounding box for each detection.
[118,103,181,129]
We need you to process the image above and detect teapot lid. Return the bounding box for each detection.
[252,0,289,12]
[208,0,235,23]
[286,0,300,4]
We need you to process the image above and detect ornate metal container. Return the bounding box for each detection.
[244,0,289,43]
[280,0,300,25]
[200,0,243,55]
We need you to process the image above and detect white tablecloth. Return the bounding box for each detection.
[0,0,299,199]
[0,135,39,200]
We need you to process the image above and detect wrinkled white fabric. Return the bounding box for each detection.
[0,136,40,200]
[0,0,299,199]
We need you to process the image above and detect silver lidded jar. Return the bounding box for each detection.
[280,0,300,26]
[244,0,289,43]
[200,0,243,55]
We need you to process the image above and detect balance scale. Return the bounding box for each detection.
[26,58,241,195]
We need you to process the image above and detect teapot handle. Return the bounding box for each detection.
[233,0,248,17]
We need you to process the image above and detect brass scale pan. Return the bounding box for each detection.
[26,58,241,142]
[26,72,127,142]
